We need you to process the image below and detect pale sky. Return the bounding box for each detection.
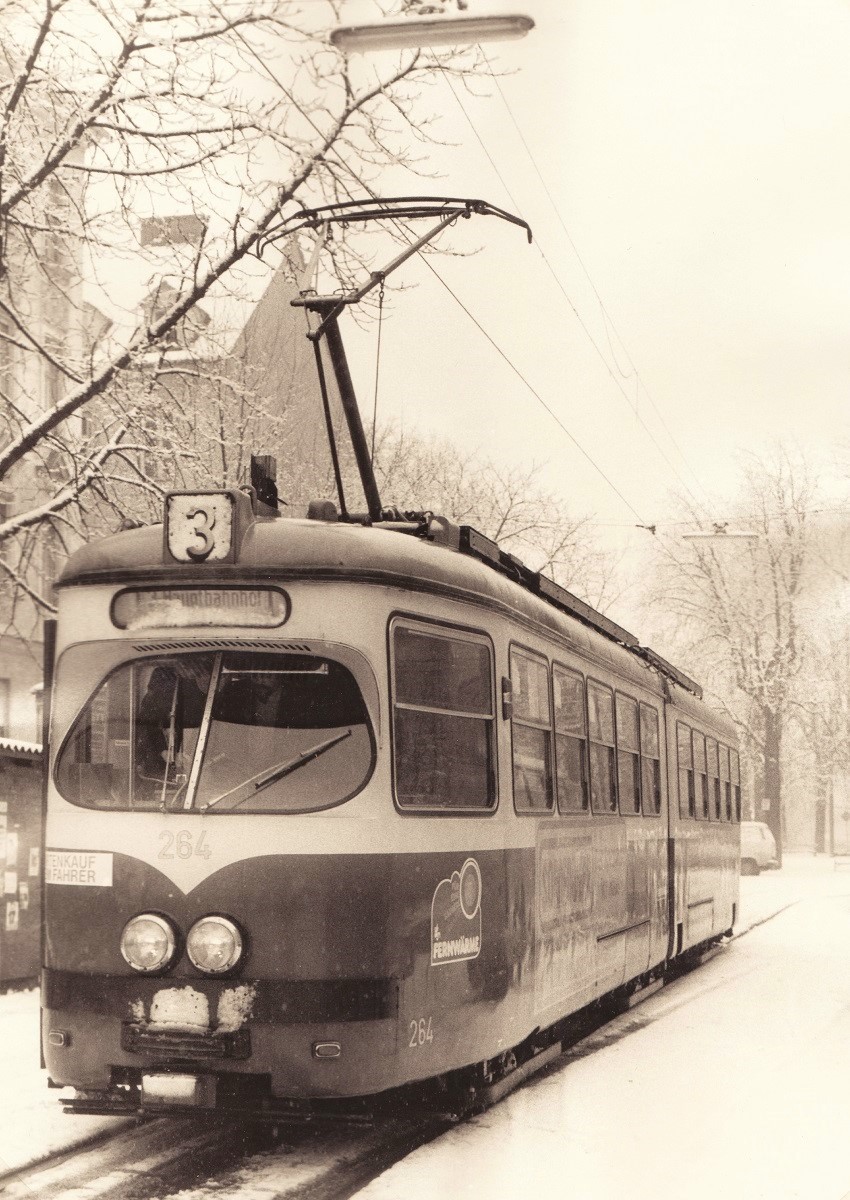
[339,0,850,547]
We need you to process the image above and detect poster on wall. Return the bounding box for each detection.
[5,900,19,932]
[28,847,40,877]
[4,870,17,896]
[4,832,17,867]
[18,881,29,910]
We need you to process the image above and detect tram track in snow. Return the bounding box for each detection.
[0,1106,453,1200]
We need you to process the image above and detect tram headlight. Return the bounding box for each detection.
[186,916,243,975]
[120,914,177,973]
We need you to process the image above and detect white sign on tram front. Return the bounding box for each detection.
[165,492,235,563]
[45,851,114,887]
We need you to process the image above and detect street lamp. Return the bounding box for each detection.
[329,13,534,52]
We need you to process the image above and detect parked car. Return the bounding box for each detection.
[740,821,779,874]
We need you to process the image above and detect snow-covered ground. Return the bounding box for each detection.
[1,853,846,1193]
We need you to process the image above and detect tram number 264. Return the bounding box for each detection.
[158,830,213,860]
[409,1017,434,1049]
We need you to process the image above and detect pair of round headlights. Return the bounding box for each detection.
[120,913,242,975]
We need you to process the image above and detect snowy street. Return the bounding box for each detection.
[2,855,849,1199]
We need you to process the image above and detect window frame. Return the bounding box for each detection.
[552,662,589,815]
[509,643,554,815]
[390,616,498,816]
[719,744,731,822]
[677,722,695,820]
[705,736,720,821]
[730,748,742,822]
[692,729,708,821]
[639,702,662,817]
[587,678,618,815]
[615,691,641,816]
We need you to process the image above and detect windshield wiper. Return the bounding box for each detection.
[201,729,353,812]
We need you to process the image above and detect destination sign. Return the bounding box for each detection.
[111,587,290,630]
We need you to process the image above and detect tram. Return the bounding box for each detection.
[40,199,740,1119]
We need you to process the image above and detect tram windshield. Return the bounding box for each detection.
[55,651,374,813]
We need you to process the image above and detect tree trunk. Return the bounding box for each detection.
[762,709,783,865]
[813,773,827,854]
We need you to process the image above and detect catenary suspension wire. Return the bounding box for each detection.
[407,238,649,525]
[477,60,717,518]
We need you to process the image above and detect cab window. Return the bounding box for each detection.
[56,651,374,813]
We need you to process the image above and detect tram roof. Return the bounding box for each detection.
[57,512,705,703]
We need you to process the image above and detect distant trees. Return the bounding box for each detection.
[369,423,620,608]
[649,450,821,860]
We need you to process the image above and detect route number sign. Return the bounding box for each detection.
[165,493,236,563]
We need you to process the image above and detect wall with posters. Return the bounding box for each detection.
[0,740,42,986]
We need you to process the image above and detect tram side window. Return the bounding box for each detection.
[677,723,695,819]
[393,625,495,811]
[588,682,616,813]
[731,749,742,821]
[510,648,553,812]
[553,665,588,813]
[692,731,707,820]
[615,693,641,814]
[706,737,720,820]
[719,745,731,821]
[640,703,662,815]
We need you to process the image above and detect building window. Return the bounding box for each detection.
[392,622,495,811]
[553,665,588,813]
[510,648,553,812]
[588,682,616,813]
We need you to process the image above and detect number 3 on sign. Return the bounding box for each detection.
[165,493,234,563]
[408,1017,434,1048]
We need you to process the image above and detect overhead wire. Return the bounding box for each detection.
[440,64,713,522]
[400,228,650,525]
[484,61,715,511]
